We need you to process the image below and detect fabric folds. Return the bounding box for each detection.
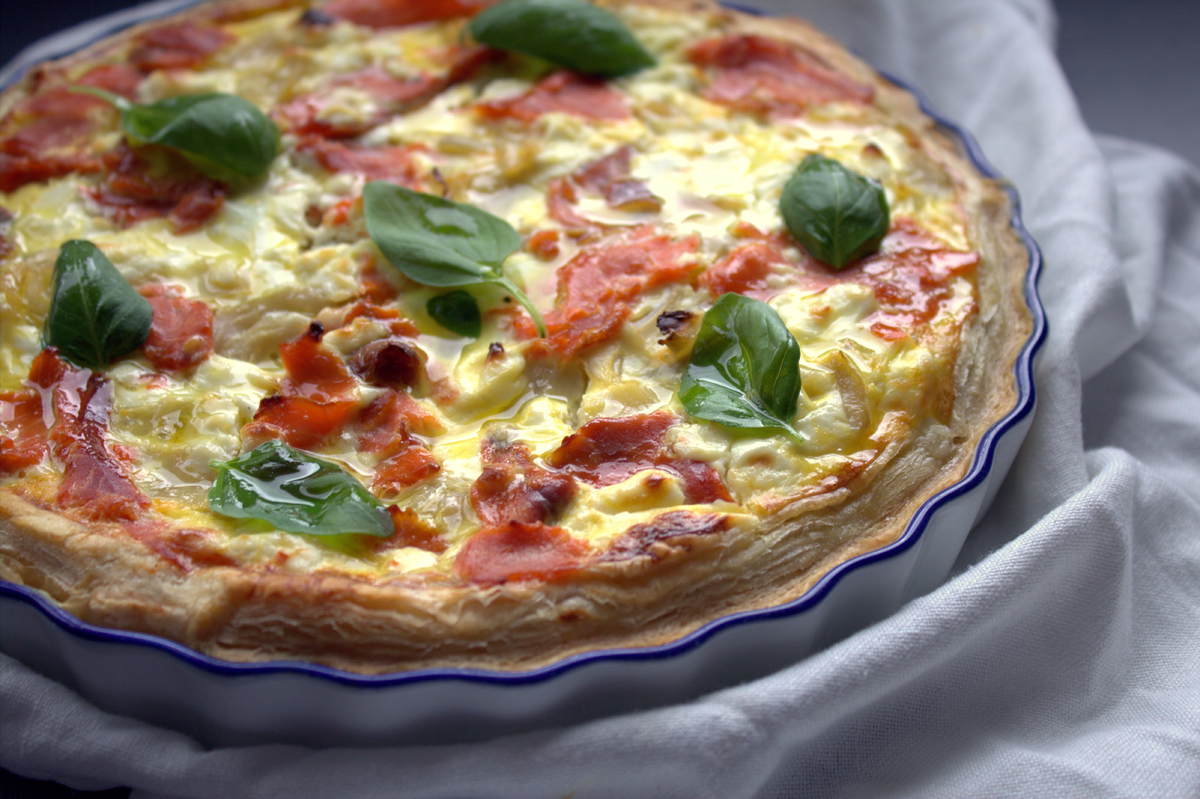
[2,1,1198,797]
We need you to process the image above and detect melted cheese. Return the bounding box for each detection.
[0,1,980,572]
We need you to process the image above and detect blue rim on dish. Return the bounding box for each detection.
[0,0,1048,690]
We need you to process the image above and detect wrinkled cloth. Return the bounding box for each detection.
[3,1,1199,796]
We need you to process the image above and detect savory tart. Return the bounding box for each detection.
[0,0,1032,673]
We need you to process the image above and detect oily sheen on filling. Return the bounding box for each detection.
[0,0,1031,672]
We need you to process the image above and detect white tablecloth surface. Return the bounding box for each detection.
[2,1,1198,796]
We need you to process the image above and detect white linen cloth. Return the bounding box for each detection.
[3,0,1199,796]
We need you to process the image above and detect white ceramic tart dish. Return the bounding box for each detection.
[0,0,1045,746]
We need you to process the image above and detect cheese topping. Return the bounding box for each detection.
[0,0,980,580]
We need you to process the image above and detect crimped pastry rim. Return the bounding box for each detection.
[0,0,1048,685]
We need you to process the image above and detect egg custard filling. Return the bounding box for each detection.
[0,0,1031,672]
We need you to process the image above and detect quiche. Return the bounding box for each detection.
[0,0,1032,673]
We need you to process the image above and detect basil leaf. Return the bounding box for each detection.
[363,182,547,337]
[208,440,394,537]
[679,293,804,445]
[43,240,153,370]
[427,290,483,338]
[780,154,889,269]
[362,181,520,283]
[468,0,655,78]
[72,87,279,182]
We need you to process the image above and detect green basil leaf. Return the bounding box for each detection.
[427,290,483,338]
[43,240,153,370]
[468,0,655,78]
[780,153,889,269]
[208,440,394,537]
[363,182,520,283]
[364,181,547,337]
[679,293,804,445]
[72,87,279,182]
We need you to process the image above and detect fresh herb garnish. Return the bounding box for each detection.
[780,153,889,269]
[468,0,655,78]
[679,293,804,446]
[363,182,547,337]
[71,87,280,183]
[208,440,394,537]
[43,240,153,370]
[427,289,483,338]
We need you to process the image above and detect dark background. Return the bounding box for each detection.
[2,0,151,67]
[2,0,1198,796]
[3,0,1198,165]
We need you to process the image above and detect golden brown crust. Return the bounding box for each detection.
[0,0,1033,674]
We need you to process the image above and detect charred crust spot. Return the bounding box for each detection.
[486,341,505,362]
[604,511,729,561]
[641,473,667,491]
[350,338,426,389]
[304,320,325,342]
[431,168,450,198]
[656,310,693,343]
[298,7,336,26]
[252,393,288,420]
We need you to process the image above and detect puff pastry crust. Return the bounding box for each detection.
[0,0,1032,673]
